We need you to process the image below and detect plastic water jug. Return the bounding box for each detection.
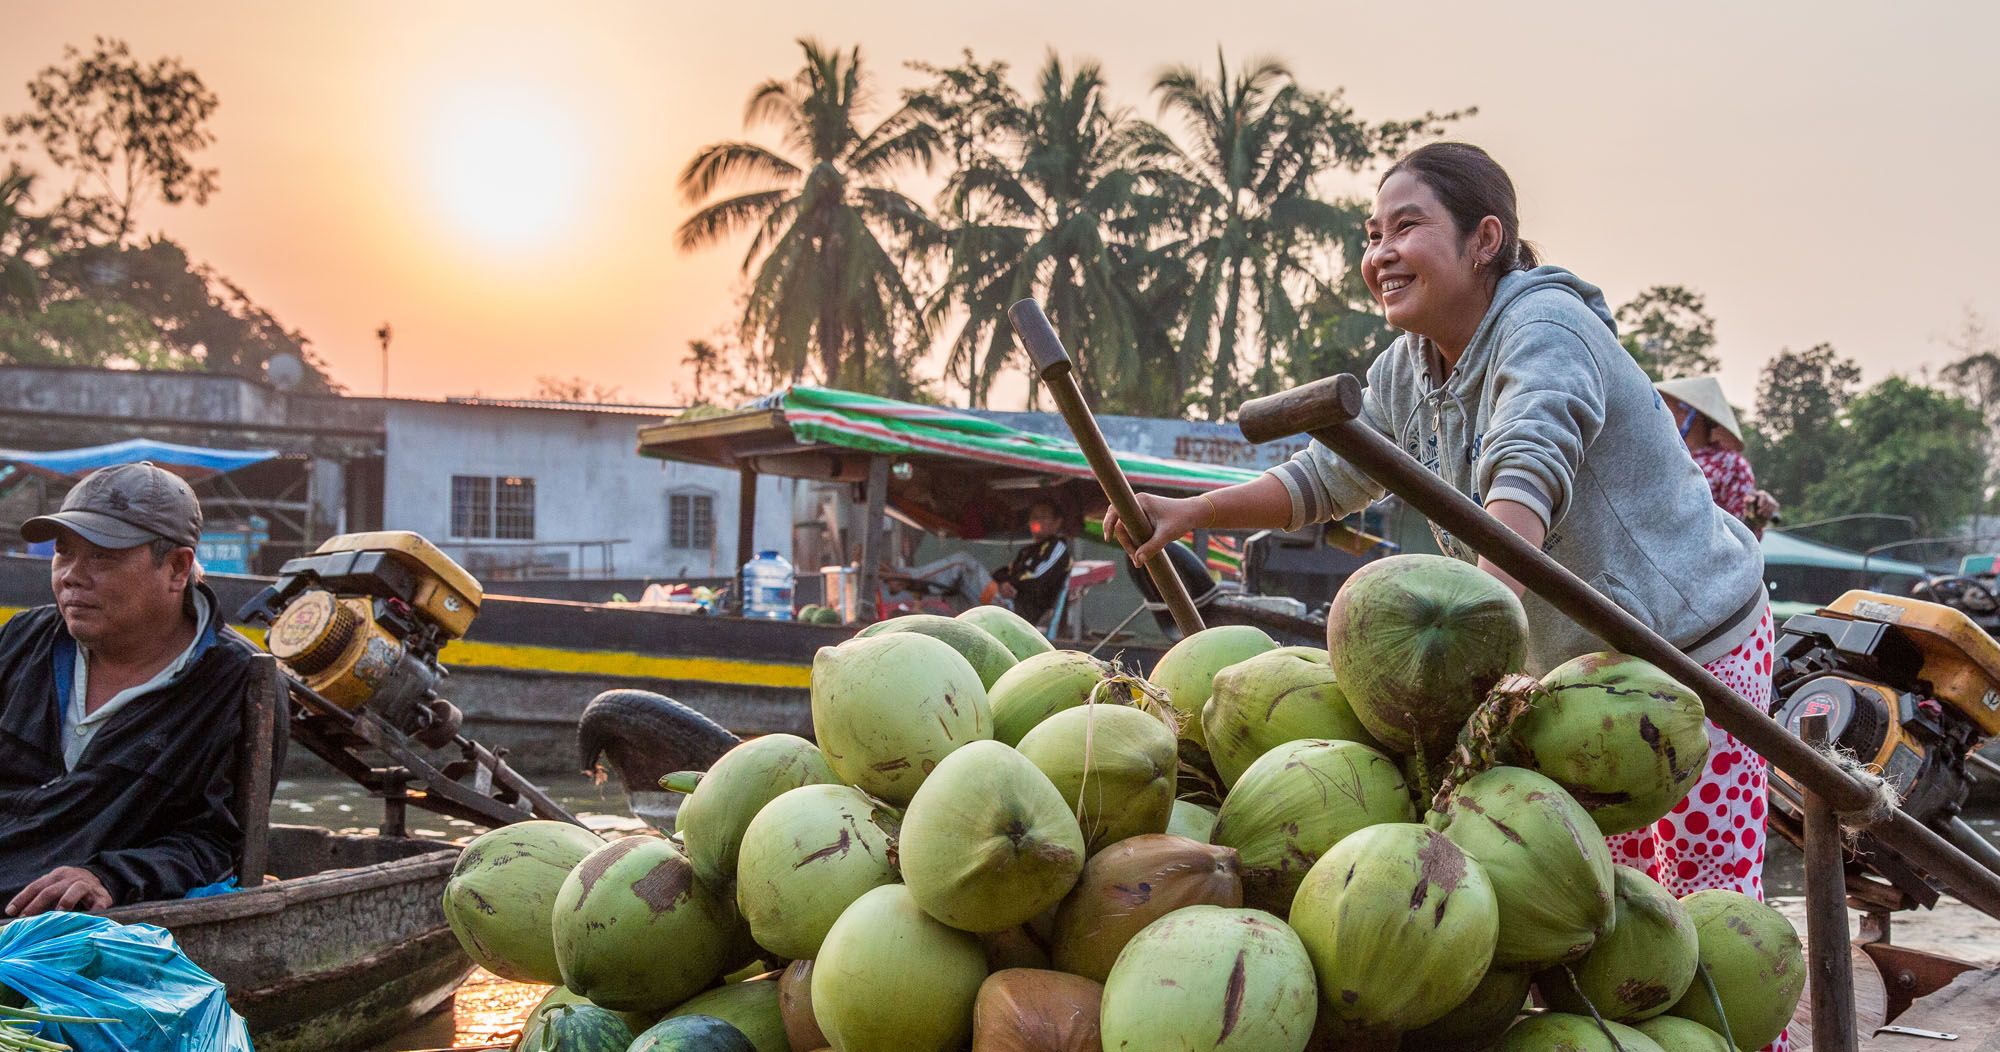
[741,550,795,620]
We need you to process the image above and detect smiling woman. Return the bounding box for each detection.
[422,87,589,251]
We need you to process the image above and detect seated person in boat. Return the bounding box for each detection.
[0,463,262,916]
[979,500,1074,627]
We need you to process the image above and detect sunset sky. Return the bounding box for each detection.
[4,1,1997,413]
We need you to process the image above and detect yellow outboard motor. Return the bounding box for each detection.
[238,531,482,748]
[1769,589,2000,903]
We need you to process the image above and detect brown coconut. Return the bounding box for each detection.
[971,969,1103,1052]
[1049,833,1244,983]
[779,958,828,1052]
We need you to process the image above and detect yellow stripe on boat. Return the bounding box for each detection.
[0,605,812,688]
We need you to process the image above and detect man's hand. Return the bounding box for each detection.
[6,866,112,917]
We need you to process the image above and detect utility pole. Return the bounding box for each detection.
[376,323,393,397]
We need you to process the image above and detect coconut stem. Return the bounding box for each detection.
[1694,961,1737,1050]
[1430,675,1542,812]
[1560,965,1630,1052]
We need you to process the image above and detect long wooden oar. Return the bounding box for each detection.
[1007,299,1205,637]
[1236,373,2000,922]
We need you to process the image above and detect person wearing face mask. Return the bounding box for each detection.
[1104,144,1780,1003]
[979,500,1073,627]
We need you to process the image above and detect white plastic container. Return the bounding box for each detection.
[741,550,796,620]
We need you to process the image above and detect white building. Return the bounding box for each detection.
[382,399,791,581]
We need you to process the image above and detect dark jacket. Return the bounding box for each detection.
[0,583,259,905]
[992,536,1071,625]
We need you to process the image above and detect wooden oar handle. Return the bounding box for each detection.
[1238,374,1363,445]
[1006,297,1076,380]
[1006,299,1206,637]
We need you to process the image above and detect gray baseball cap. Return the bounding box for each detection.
[22,461,203,550]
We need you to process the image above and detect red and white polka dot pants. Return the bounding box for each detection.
[1606,605,1789,1052]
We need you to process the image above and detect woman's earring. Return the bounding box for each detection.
[1472,258,1482,272]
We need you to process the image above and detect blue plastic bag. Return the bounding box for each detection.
[0,911,252,1051]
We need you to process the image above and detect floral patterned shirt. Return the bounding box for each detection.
[1691,445,1756,520]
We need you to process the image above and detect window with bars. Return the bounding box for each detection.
[668,491,715,549]
[450,475,535,539]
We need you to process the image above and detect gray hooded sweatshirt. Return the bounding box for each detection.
[1269,265,1766,674]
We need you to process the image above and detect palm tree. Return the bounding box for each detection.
[916,54,1179,412]
[677,40,939,391]
[1150,53,1375,416]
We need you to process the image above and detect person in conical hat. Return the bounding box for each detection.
[1655,376,1781,537]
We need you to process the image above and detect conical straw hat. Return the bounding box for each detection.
[1654,376,1743,450]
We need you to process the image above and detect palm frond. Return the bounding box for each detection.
[678,189,794,254]
[677,142,803,204]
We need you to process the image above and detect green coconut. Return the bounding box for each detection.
[1325,554,1528,760]
[811,883,987,1052]
[1166,799,1218,842]
[1287,823,1499,1032]
[1148,625,1278,746]
[856,612,1018,688]
[552,835,737,1013]
[778,960,828,1052]
[441,820,604,984]
[1494,1014,1667,1052]
[1015,702,1177,853]
[1401,966,1532,1050]
[1201,646,1382,787]
[1664,890,1806,1051]
[987,650,1116,746]
[809,632,992,804]
[1511,652,1712,834]
[676,733,837,888]
[733,783,898,960]
[958,604,1058,661]
[662,980,786,1052]
[1099,905,1318,1052]
[1210,738,1414,914]
[515,1002,637,1052]
[628,1015,755,1052]
[1541,865,1698,1022]
[899,739,1086,932]
[1635,1016,1735,1052]
[1439,767,1616,970]
[1051,833,1244,983]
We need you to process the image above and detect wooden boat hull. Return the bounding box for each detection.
[101,825,471,1052]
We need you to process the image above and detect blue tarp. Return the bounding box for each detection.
[0,439,278,480]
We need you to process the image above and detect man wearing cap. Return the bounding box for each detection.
[0,462,263,915]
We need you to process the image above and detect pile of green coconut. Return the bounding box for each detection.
[442,554,1806,1052]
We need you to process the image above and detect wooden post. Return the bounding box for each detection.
[1801,711,1858,1052]
[856,456,889,622]
[736,466,757,615]
[232,655,280,888]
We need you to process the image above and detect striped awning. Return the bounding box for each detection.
[768,386,1259,493]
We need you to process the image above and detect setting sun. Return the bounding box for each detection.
[422,85,589,252]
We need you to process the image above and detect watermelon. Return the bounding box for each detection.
[515,1003,634,1052]
[629,1014,756,1052]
